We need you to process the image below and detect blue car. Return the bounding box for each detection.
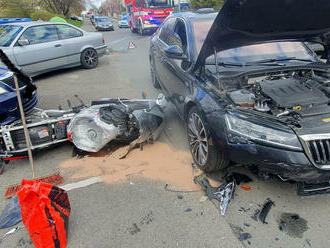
[0,64,38,125]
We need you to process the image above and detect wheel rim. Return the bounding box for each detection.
[188,113,208,166]
[84,49,97,67]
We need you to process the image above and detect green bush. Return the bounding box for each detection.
[30,12,65,21]
[67,19,83,27]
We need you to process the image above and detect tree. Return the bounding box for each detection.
[190,0,225,10]
[41,0,85,17]
[0,0,33,18]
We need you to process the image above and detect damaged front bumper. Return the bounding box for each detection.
[227,142,330,184]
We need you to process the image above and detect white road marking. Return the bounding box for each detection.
[62,177,102,191]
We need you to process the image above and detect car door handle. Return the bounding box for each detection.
[54,44,62,47]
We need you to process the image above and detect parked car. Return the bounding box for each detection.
[0,63,38,125]
[70,16,83,22]
[149,0,330,186]
[0,22,107,77]
[95,17,114,31]
[118,19,129,28]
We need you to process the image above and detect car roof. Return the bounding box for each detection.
[170,12,217,22]
[0,21,71,28]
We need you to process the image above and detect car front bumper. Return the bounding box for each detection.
[97,26,114,31]
[95,45,107,57]
[0,90,38,126]
[204,111,330,184]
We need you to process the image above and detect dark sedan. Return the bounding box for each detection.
[0,64,38,125]
[149,0,330,189]
[95,17,114,31]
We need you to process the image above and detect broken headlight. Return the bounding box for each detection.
[225,114,302,151]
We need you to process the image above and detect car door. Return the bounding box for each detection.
[157,18,192,117]
[56,24,84,65]
[12,24,65,76]
[153,18,177,95]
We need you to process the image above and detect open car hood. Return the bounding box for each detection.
[194,0,330,70]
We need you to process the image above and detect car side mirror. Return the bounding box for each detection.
[18,39,30,46]
[164,45,187,60]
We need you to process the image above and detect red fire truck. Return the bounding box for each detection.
[125,0,174,35]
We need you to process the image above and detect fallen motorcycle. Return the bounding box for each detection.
[67,94,167,153]
[0,107,81,163]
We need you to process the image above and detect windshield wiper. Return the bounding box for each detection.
[205,62,244,67]
[247,57,314,65]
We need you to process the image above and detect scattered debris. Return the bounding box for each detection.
[0,226,20,244]
[0,196,21,229]
[230,224,252,242]
[278,213,308,238]
[128,41,136,49]
[305,238,312,247]
[240,184,251,191]
[185,208,192,212]
[259,199,275,224]
[199,195,208,202]
[238,232,252,241]
[251,209,260,222]
[177,195,184,200]
[225,172,252,185]
[297,181,330,196]
[126,211,153,235]
[244,223,250,227]
[194,174,235,215]
[68,95,167,153]
[17,179,71,248]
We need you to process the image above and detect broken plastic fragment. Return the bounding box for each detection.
[194,175,236,215]
[0,196,22,229]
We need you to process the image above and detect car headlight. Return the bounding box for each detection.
[225,114,302,150]
[0,86,8,95]
[143,20,151,25]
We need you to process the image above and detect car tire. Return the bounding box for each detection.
[81,48,98,69]
[187,106,229,172]
[150,58,161,89]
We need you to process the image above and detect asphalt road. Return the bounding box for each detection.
[1,20,330,248]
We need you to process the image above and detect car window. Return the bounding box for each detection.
[57,25,82,39]
[173,19,187,53]
[0,25,23,47]
[20,25,58,45]
[159,18,177,45]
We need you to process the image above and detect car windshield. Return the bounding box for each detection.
[145,0,172,7]
[0,25,23,47]
[97,18,109,22]
[192,19,316,65]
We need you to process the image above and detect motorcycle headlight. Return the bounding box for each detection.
[225,114,302,150]
[0,86,8,95]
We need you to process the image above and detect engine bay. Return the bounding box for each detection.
[226,70,330,126]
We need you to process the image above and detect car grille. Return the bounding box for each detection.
[300,134,330,169]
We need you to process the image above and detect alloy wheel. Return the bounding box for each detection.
[84,49,97,67]
[188,113,208,166]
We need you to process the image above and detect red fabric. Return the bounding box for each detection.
[17,179,71,248]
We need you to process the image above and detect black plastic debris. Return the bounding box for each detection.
[238,232,252,241]
[225,172,252,185]
[194,175,235,215]
[278,213,308,238]
[251,209,260,222]
[297,182,330,196]
[184,208,192,212]
[259,199,275,224]
[0,196,22,229]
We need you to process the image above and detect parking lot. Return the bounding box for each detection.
[1,19,330,248]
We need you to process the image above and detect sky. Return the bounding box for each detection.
[88,0,103,9]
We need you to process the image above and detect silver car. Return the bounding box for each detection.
[0,22,107,76]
